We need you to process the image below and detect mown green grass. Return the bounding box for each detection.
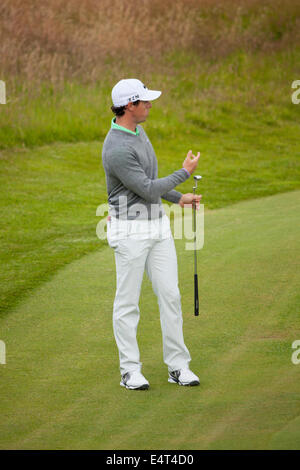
[0,191,299,450]
[0,142,104,315]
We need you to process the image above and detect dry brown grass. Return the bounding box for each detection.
[0,0,300,85]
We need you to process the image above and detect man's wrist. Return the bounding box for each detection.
[182,168,190,177]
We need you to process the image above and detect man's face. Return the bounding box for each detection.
[129,100,152,123]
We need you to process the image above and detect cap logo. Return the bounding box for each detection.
[128,94,139,102]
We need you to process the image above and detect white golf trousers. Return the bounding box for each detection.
[107,215,191,375]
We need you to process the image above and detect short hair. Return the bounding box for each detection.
[111,100,140,117]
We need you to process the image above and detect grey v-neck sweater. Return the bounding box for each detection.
[101,122,190,220]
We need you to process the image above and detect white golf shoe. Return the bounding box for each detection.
[120,370,149,390]
[168,368,200,386]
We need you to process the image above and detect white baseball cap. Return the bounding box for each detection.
[111,79,161,107]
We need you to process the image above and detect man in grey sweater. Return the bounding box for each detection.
[102,79,201,390]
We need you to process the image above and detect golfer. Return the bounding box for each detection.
[102,79,202,390]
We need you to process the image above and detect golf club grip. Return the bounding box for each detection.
[194,274,199,316]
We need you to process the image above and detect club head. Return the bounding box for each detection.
[193,175,202,192]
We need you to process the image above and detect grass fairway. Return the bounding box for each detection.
[0,190,299,450]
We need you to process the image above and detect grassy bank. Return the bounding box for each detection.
[1,0,300,83]
[1,49,300,148]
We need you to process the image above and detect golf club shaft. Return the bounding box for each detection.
[194,274,199,316]
[193,192,199,316]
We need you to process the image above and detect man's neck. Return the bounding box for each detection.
[115,116,137,133]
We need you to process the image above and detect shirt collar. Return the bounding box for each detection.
[111,117,139,136]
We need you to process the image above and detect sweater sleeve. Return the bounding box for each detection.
[108,147,189,203]
[161,189,183,204]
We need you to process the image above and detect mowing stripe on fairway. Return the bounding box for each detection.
[0,190,299,450]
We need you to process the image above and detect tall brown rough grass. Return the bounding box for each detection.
[0,0,300,85]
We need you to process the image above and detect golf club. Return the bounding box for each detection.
[193,175,202,316]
